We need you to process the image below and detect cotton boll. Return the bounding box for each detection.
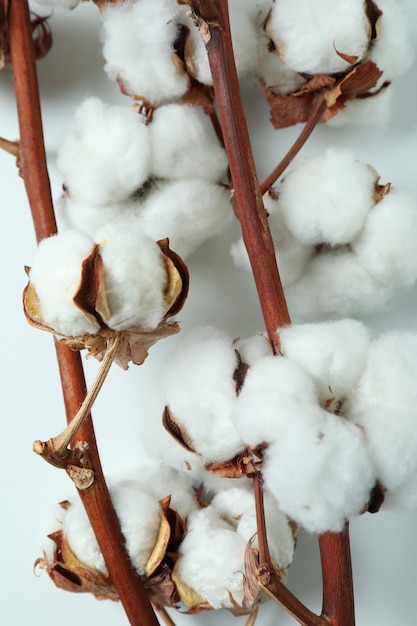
[64,482,162,576]
[57,98,151,206]
[28,230,100,336]
[175,506,247,609]
[350,332,417,493]
[266,0,371,75]
[162,326,244,463]
[278,149,378,246]
[101,0,189,103]
[353,189,417,288]
[285,250,393,321]
[149,104,228,182]
[279,319,370,407]
[367,0,413,86]
[94,221,168,330]
[233,355,318,447]
[138,179,232,258]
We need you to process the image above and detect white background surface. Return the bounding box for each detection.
[1,1,417,624]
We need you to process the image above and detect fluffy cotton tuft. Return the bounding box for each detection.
[350,332,417,493]
[101,0,189,103]
[161,326,244,463]
[278,149,378,246]
[148,104,228,183]
[28,230,100,336]
[138,179,232,259]
[175,505,248,609]
[266,0,371,75]
[57,98,151,206]
[94,221,168,330]
[279,319,370,406]
[353,189,417,287]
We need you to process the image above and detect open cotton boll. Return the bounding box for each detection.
[149,104,228,183]
[101,0,189,103]
[263,409,375,533]
[285,250,393,321]
[353,189,417,288]
[266,0,371,75]
[138,179,231,259]
[350,332,417,493]
[162,326,244,463]
[57,98,151,206]
[64,481,162,576]
[175,506,247,609]
[279,319,370,406]
[28,230,100,336]
[278,149,378,246]
[233,355,318,447]
[367,0,413,87]
[94,221,168,330]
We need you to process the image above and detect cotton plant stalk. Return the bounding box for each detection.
[7,2,159,624]
[182,1,355,625]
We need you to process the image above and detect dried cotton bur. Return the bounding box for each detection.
[232,148,417,320]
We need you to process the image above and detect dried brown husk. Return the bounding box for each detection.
[23,238,189,368]
[35,529,119,601]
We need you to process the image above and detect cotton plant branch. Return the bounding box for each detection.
[184,2,355,625]
[7,2,159,624]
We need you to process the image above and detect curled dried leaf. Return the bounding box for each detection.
[35,530,118,601]
[162,406,197,454]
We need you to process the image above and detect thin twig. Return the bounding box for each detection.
[33,334,121,461]
[259,95,327,195]
[0,136,20,158]
[154,606,177,626]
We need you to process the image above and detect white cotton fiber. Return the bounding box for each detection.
[161,326,244,463]
[94,221,168,330]
[56,194,135,238]
[28,231,100,337]
[278,149,378,246]
[57,98,151,206]
[233,355,318,447]
[350,332,417,492]
[353,189,417,288]
[64,481,162,576]
[262,409,375,533]
[279,319,370,406]
[101,0,189,103]
[266,0,371,75]
[234,333,272,367]
[175,506,247,609]
[367,0,413,87]
[138,178,231,258]
[149,104,228,183]
[285,249,393,320]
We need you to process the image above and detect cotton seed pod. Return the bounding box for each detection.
[23,227,189,368]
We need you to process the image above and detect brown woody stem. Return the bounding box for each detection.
[319,525,355,625]
[188,2,356,625]
[259,95,327,195]
[8,2,158,624]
